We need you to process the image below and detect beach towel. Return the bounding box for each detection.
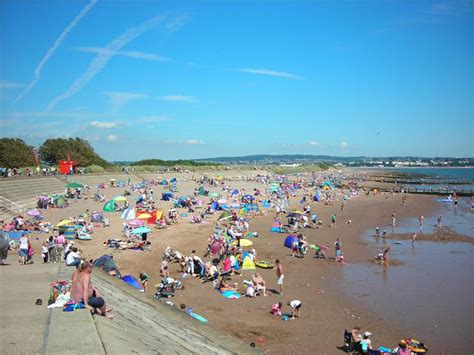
[221,290,241,299]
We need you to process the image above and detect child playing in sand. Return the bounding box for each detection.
[139,272,149,292]
[271,302,282,316]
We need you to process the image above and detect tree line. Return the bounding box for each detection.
[0,137,109,168]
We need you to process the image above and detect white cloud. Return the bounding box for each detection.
[140,115,169,123]
[44,15,166,112]
[340,141,348,148]
[90,121,119,129]
[238,68,305,80]
[164,14,190,33]
[158,95,198,103]
[74,47,171,62]
[309,141,320,147]
[185,139,205,145]
[0,81,25,89]
[105,134,118,142]
[103,91,149,110]
[15,0,98,102]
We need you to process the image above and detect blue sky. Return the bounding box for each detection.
[1,0,473,160]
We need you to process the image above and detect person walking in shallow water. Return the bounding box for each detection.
[419,215,424,232]
[391,211,396,228]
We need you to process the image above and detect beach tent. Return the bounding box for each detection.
[284,235,298,249]
[241,252,256,270]
[210,201,220,211]
[122,275,144,291]
[159,179,168,185]
[197,187,206,196]
[170,177,177,183]
[53,195,67,208]
[162,192,173,201]
[103,200,116,212]
[231,189,239,196]
[218,210,233,221]
[209,192,220,198]
[121,208,136,220]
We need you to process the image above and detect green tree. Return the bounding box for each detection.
[39,137,109,167]
[0,138,37,168]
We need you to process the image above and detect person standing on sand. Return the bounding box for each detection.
[391,211,396,229]
[331,214,337,228]
[275,259,284,296]
[412,233,417,244]
[334,238,342,262]
[437,215,442,228]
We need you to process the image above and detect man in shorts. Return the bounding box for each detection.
[288,299,302,319]
[275,259,284,296]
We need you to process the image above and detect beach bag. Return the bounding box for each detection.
[49,281,69,305]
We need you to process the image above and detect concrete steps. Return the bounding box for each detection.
[93,271,257,354]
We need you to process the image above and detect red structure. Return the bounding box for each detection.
[58,157,77,175]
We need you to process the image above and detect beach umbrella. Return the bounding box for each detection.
[293,210,303,214]
[65,182,83,188]
[286,213,301,218]
[137,213,152,219]
[27,208,41,217]
[113,196,128,202]
[128,219,144,227]
[131,226,151,235]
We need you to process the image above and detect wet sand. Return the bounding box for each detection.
[16,171,471,353]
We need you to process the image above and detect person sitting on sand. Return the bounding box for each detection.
[245,281,256,298]
[271,302,282,316]
[361,331,373,352]
[218,277,238,292]
[252,272,267,296]
[351,326,362,349]
[70,261,113,319]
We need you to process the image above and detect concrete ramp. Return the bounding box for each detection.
[92,271,257,354]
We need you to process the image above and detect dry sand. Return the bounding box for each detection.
[23,171,457,353]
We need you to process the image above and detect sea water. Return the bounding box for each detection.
[390,167,474,192]
[341,199,474,353]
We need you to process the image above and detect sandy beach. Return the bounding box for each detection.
[9,169,470,353]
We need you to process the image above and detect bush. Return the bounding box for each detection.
[85,165,105,173]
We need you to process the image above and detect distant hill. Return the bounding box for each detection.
[196,154,474,167]
[197,154,364,163]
